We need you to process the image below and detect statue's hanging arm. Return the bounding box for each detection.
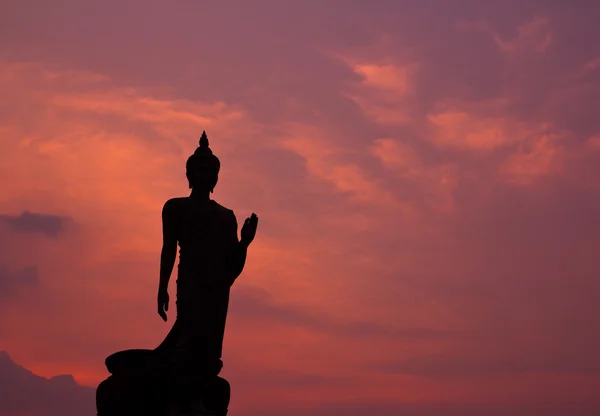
[158,198,178,322]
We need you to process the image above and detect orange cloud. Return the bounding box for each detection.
[426,111,538,151]
[370,138,458,213]
[330,52,419,125]
[499,133,565,185]
[280,125,408,212]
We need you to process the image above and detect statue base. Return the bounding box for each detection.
[96,349,230,416]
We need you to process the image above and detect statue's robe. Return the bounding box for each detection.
[96,199,239,415]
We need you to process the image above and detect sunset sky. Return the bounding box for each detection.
[1,1,600,415]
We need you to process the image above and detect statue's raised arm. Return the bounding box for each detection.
[226,211,258,286]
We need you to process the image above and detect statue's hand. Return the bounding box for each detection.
[157,288,169,322]
[241,213,259,247]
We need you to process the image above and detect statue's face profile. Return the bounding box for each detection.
[187,160,219,191]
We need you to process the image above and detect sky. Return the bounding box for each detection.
[1,0,600,415]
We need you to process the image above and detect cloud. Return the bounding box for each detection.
[375,349,600,379]
[0,351,95,416]
[300,399,600,416]
[337,55,419,126]
[230,284,454,341]
[279,125,409,214]
[426,110,531,151]
[370,138,458,213]
[0,264,38,301]
[492,16,552,54]
[0,211,71,238]
[498,132,565,185]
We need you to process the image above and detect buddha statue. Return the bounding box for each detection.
[96,131,259,415]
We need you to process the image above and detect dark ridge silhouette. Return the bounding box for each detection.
[0,351,96,415]
[96,131,259,415]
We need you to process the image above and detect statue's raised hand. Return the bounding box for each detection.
[241,213,259,247]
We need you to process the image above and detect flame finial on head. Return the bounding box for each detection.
[199,130,209,148]
[189,130,219,168]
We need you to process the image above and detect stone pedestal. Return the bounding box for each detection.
[96,349,230,416]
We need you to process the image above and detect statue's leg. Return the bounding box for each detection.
[165,334,201,414]
[169,290,230,414]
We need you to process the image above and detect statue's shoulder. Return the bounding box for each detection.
[211,200,236,218]
[162,197,186,212]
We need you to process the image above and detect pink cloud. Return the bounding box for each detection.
[492,16,553,54]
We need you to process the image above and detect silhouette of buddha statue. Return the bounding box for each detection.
[159,130,258,414]
[96,131,258,416]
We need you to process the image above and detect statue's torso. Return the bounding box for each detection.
[174,198,237,286]
[169,197,238,363]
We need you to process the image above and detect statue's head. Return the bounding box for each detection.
[186,131,221,192]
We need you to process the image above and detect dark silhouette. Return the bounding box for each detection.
[96,131,259,415]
